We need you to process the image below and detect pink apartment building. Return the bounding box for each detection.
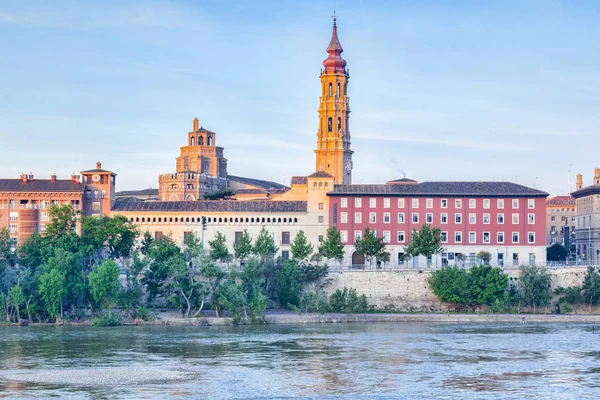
[328,178,548,267]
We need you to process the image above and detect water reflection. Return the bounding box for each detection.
[0,323,599,398]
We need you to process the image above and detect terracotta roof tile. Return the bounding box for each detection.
[112,199,307,213]
[546,196,576,206]
[291,176,308,185]
[308,171,334,178]
[329,182,548,197]
[0,179,85,193]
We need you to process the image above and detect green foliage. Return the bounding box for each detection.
[88,259,121,316]
[290,230,313,261]
[582,266,600,313]
[8,285,25,322]
[142,235,185,305]
[209,231,231,262]
[0,227,17,278]
[519,265,552,313]
[329,287,370,313]
[253,226,279,260]
[275,260,301,308]
[404,224,444,263]
[299,264,329,285]
[168,250,205,318]
[555,286,583,304]
[547,244,568,262]
[233,229,253,261]
[44,204,79,243]
[354,228,386,265]
[318,227,345,261]
[38,266,66,321]
[90,313,121,327]
[203,189,236,200]
[467,265,508,305]
[18,232,44,273]
[140,231,154,256]
[428,267,470,304]
[477,251,492,265]
[82,215,139,260]
[299,291,330,313]
[200,262,227,316]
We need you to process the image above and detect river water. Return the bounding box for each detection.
[0,322,599,399]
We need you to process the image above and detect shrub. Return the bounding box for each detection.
[329,287,370,313]
[91,313,121,327]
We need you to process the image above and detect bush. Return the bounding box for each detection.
[91,313,121,327]
[329,287,370,313]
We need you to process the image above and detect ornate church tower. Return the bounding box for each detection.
[315,16,353,184]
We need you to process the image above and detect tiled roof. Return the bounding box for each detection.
[116,188,159,196]
[329,182,548,197]
[308,171,334,178]
[80,169,116,175]
[290,176,308,185]
[546,196,576,206]
[234,189,268,195]
[387,177,417,183]
[0,179,85,193]
[227,175,289,190]
[112,199,307,213]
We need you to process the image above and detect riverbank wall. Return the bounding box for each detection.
[324,267,591,311]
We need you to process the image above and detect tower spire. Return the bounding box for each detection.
[323,15,346,73]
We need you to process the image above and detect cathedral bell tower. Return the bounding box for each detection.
[315,16,353,184]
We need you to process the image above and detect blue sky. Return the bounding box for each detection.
[1,0,599,196]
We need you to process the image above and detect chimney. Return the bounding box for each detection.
[50,173,57,182]
[576,173,583,190]
[20,173,28,184]
[71,173,80,183]
[193,118,199,131]
[28,172,33,181]
[96,161,102,170]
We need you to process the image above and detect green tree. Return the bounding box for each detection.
[233,229,253,262]
[253,226,278,260]
[18,232,45,274]
[467,265,508,305]
[203,189,236,200]
[200,261,227,316]
[209,231,231,262]
[290,230,313,262]
[519,265,552,314]
[183,231,204,262]
[139,231,154,256]
[8,284,25,323]
[404,224,444,266]
[547,244,568,262]
[428,267,470,304]
[0,227,17,278]
[82,215,139,261]
[275,259,301,308]
[168,253,203,318]
[38,266,66,321]
[44,204,79,243]
[582,266,600,314]
[88,259,121,316]
[477,251,492,265]
[142,235,184,305]
[354,228,386,266]
[318,227,345,262]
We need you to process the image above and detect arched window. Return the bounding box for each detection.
[191,217,195,223]
[267,218,271,223]
[219,217,222,223]
[135,218,139,222]
[337,82,340,97]
[338,117,341,131]
[328,117,332,132]
[278,218,281,223]
[319,182,323,188]
[235,218,239,223]
[169,217,173,222]
[325,182,328,188]
[175,218,179,223]
[130,218,134,222]
[229,217,233,223]
[294,218,298,223]
[207,135,213,146]
[158,217,162,222]
[262,218,265,223]
[190,136,195,146]
[329,83,332,97]
[142,218,145,222]
[198,136,204,146]
[283,218,287,223]
[313,182,317,189]
[186,217,190,222]
[245,218,249,223]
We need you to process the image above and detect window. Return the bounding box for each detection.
[551,225,556,233]
[426,213,433,223]
[528,232,535,243]
[469,199,476,209]
[551,216,556,222]
[86,190,91,199]
[383,198,390,208]
[398,198,405,208]
[497,232,504,243]
[319,235,324,242]
[355,231,362,241]
[397,231,405,242]
[412,213,419,223]
[412,198,419,208]
[441,231,448,243]
[441,213,448,224]
[469,213,476,224]
[483,213,490,224]
[369,212,377,223]
[483,199,490,209]
[469,232,476,243]
[281,250,290,261]
[512,214,519,224]
[383,213,390,223]
[528,213,535,224]
[328,82,332,96]
[318,216,324,223]
[455,213,462,224]
[318,203,324,210]
[327,117,332,132]
[383,231,391,243]
[340,212,347,223]
[9,212,17,221]
[155,231,163,240]
[513,253,519,266]
[355,198,362,208]
[483,232,490,243]
[398,213,405,223]
[337,82,340,97]
[355,212,362,223]
[93,190,99,199]
[426,198,433,209]
[528,199,535,209]
[455,231,462,243]
[512,199,519,209]
[441,199,448,208]
[92,202,101,213]
[369,198,376,208]
[455,199,462,208]
[497,199,504,209]
[512,232,519,243]
[40,212,49,222]
[281,232,290,245]
[9,224,17,233]
[340,230,348,243]
[497,213,504,224]
[341,198,348,208]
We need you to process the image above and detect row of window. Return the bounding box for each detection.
[340,197,536,210]
[0,200,80,209]
[340,212,536,225]
[340,230,536,244]
[130,216,300,224]
[550,216,576,223]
